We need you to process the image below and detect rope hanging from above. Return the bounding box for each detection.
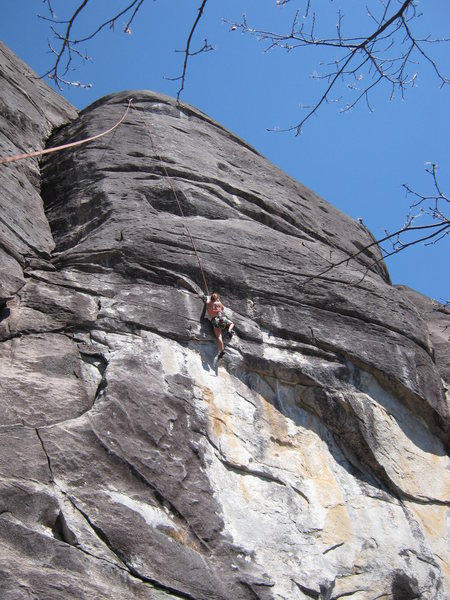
[133,102,210,297]
[0,98,134,166]
[0,95,210,296]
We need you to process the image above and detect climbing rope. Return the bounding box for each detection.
[0,98,134,166]
[0,95,210,296]
[132,101,210,297]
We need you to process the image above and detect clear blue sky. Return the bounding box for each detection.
[1,1,449,301]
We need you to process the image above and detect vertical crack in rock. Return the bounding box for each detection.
[0,301,10,323]
[35,428,54,483]
[79,349,109,409]
[63,495,126,563]
[49,486,136,573]
[65,494,199,600]
[90,427,213,555]
[51,510,78,545]
[52,493,185,597]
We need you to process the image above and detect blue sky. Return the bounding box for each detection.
[1,1,449,301]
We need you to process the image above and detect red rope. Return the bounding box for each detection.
[0,98,133,165]
[134,103,210,296]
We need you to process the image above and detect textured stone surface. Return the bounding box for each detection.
[0,45,449,599]
[0,41,77,301]
[397,285,450,387]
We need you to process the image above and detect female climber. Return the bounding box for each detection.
[204,292,234,355]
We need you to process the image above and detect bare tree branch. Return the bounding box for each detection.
[301,221,448,288]
[40,0,213,96]
[42,0,90,88]
[352,223,449,286]
[40,0,147,88]
[302,165,449,289]
[229,0,449,134]
[171,0,213,101]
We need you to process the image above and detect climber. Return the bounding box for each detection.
[204,292,234,356]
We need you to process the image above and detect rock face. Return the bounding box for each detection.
[0,41,77,302]
[397,285,450,387]
[0,42,449,600]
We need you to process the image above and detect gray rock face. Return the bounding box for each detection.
[0,41,77,302]
[397,285,450,387]
[0,45,449,600]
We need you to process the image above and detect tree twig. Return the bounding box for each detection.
[40,0,147,88]
[174,0,212,101]
[302,165,449,289]
[229,0,449,134]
